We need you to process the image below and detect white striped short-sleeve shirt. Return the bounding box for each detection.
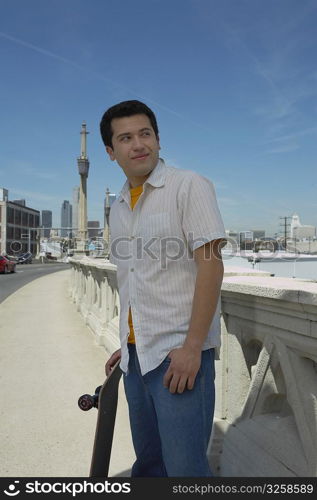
[109,158,226,375]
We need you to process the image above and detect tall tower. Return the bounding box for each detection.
[103,188,116,251]
[77,122,90,248]
[103,188,111,250]
[290,213,301,238]
[72,186,80,238]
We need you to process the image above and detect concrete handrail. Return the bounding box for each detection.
[211,274,317,477]
[69,257,317,477]
[69,257,120,355]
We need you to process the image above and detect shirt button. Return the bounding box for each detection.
[130,268,134,272]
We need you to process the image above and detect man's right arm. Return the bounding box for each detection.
[105,349,121,376]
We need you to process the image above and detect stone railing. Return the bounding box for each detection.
[69,257,317,477]
[69,257,121,355]
[210,274,317,477]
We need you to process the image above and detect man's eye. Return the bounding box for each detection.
[120,136,130,142]
[142,131,151,136]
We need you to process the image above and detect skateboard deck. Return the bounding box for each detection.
[78,360,122,477]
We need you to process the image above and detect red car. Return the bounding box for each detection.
[0,255,16,273]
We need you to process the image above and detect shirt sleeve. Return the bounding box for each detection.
[178,172,227,252]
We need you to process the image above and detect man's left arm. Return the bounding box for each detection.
[163,238,225,394]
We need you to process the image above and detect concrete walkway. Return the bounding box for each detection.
[0,269,135,477]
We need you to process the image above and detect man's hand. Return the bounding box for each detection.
[163,346,201,394]
[105,348,121,376]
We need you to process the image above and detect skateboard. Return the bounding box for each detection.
[78,360,122,477]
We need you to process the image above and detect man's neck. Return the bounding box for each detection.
[128,175,148,188]
[127,157,160,188]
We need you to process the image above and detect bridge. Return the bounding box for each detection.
[1,258,316,477]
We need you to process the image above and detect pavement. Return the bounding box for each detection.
[0,269,135,477]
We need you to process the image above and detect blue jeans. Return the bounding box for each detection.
[123,344,215,477]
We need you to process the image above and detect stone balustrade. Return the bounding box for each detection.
[69,257,317,477]
[69,257,121,355]
[211,274,317,477]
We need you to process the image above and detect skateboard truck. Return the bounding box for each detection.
[78,386,101,411]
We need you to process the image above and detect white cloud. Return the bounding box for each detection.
[8,187,61,204]
[264,126,317,154]
[266,142,299,154]
[18,165,57,181]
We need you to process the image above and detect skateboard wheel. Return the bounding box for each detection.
[78,394,95,411]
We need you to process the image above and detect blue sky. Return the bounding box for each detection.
[1,0,316,235]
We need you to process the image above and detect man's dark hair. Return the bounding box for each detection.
[100,100,159,148]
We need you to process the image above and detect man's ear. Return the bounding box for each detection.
[157,135,161,150]
[106,146,115,161]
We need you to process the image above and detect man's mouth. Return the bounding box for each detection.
[132,153,149,160]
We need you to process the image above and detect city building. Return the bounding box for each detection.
[12,199,26,206]
[225,229,238,238]
[41,210,53,238]
[225,230,238,243]
[224,230,239,253]
[237,229,266,250]
[61,200,72,238]
[252,229,266,240]
[88,220,100,239]
[239,231,253,249]
[293,226,316,240]
[0,188,8,203]
[0,188,40,255]
[290,213,316,241]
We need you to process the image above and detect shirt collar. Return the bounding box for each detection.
[118,158,166,203]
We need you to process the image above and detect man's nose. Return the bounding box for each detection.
[131,136,144,149]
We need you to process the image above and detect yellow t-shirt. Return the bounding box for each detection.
[127,184,143,344]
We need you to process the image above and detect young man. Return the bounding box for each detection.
[100,100,226,477]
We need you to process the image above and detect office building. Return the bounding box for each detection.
[0,188,40,255]
[88,220,100,239]
[61,200,72,238]
[239,231,253,249]
[291,213,316,240]
[0,188,9,202]
[252,230,266,240]
[12,199,26,206]
[41,210,53,238]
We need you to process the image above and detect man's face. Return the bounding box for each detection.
[106,114,160,187]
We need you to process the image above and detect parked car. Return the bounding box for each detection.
[45,252,57,261]
[0,255,16,273]
[17,252,33,264]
